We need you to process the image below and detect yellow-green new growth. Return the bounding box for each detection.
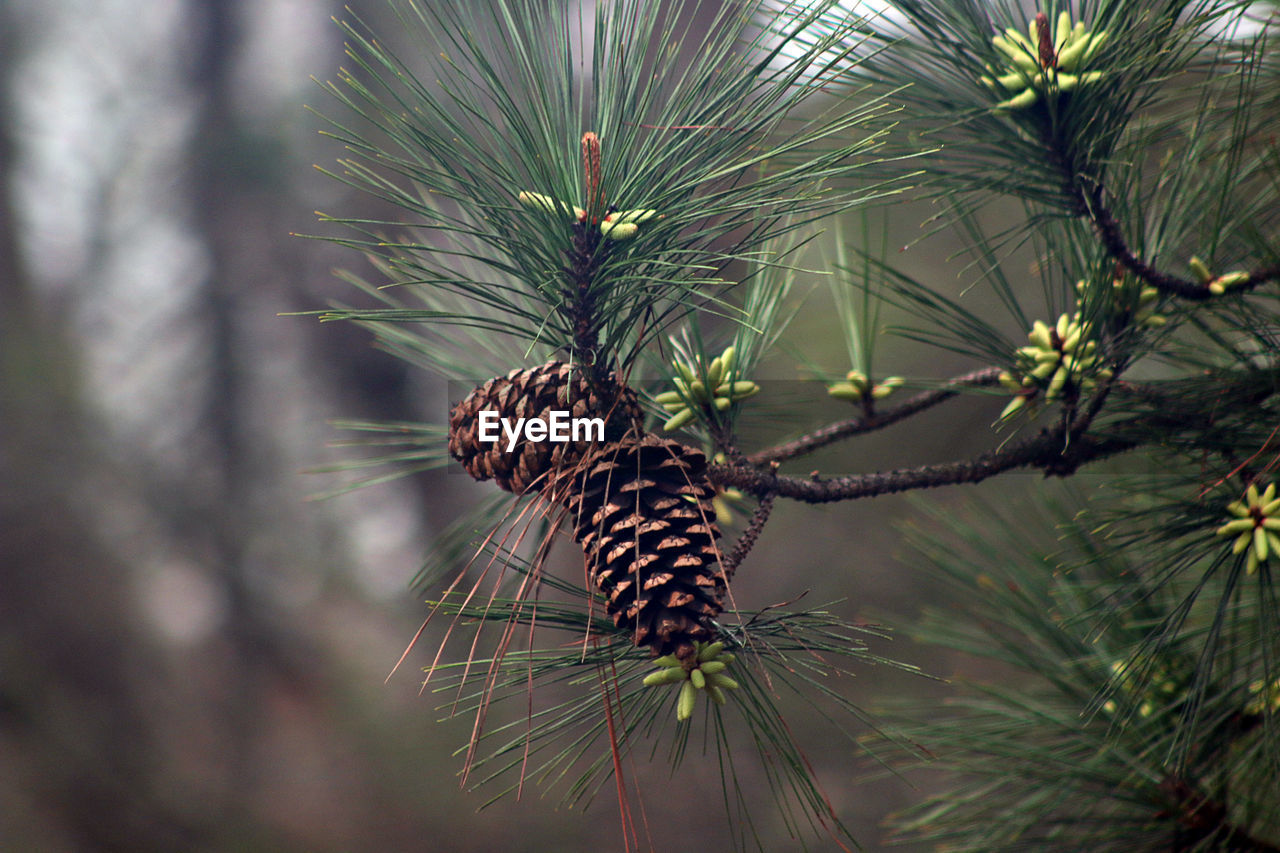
[1216,481,1280,574]
[981,11,1107,110]
[1100,656,1183,718]
[1245,677,1280,716]
[517,191,658,241]
[709,452,746,525]
[600,208,658,241]
[998,313,1109,420]
[1189,256,1250,294]
[1077,275,1165,329]
[656,345,760,432]
[827,369,903,402]
[641,640,740,722]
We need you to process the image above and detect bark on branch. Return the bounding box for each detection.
[747,367,1005,466]
[712,426,1136,504]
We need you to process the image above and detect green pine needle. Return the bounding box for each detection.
[313,0,899,370]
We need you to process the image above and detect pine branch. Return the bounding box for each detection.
[306,2,1280,847]
[722,489,776,578]
[1159,774,1280,853]
[711,425,1137,504]
[748,366,1004,465]
[1083,182,1280,301]
[717,355,1278,505]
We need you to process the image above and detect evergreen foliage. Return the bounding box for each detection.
[308,0,1280,848]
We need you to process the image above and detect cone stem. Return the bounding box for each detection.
[1035,12,1055,68]
[568,131,604,373]
[582,132,603,222]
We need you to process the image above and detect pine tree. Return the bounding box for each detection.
[307,0,1280,848]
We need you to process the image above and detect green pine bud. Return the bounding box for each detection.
[697,642,725,662]
[1209,271,1249,294]
[719,346,736,375]
[1055,11,1072,48]
[517,191,584,220]
[1028,321,1053,349]
[992,69,1029,89]
[1030,359,1059,381]
[1056,72,1083,92]
[1234,530,1252,554]
[999,395,1029,420]
[601,220,639,240]
[707,673,739,691]
[707,356,725,388]
[663,408,695,431]
[1046,365,1070,400]
[994,32,1038,72]
[994,87,1040,110]
[1055,33,1090,70]
[677,680,697,721]
[644,666,689,687]
[1218,518,1256,536]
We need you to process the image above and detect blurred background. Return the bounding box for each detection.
[0,0,1026,849]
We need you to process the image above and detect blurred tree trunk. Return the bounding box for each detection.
[0,6,205,850]
[181,0,325,818]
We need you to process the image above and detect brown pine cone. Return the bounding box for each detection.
[562,434,726,660]
[448,362,643,495]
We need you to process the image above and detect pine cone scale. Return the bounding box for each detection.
[567,435,727,658]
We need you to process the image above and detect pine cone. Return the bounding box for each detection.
[563,435,726,660]
[448,362,643,495]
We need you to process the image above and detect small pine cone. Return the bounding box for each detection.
[448,362,643,495]
[563,435,726,660]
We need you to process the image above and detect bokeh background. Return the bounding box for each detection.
[0,1,1039,849]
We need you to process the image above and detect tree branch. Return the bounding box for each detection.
[1159,775,1280,853]
[711,425,1137,504]
[1082,179,1280,302]
[747,367,1005,466]
[722,490,776,578]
